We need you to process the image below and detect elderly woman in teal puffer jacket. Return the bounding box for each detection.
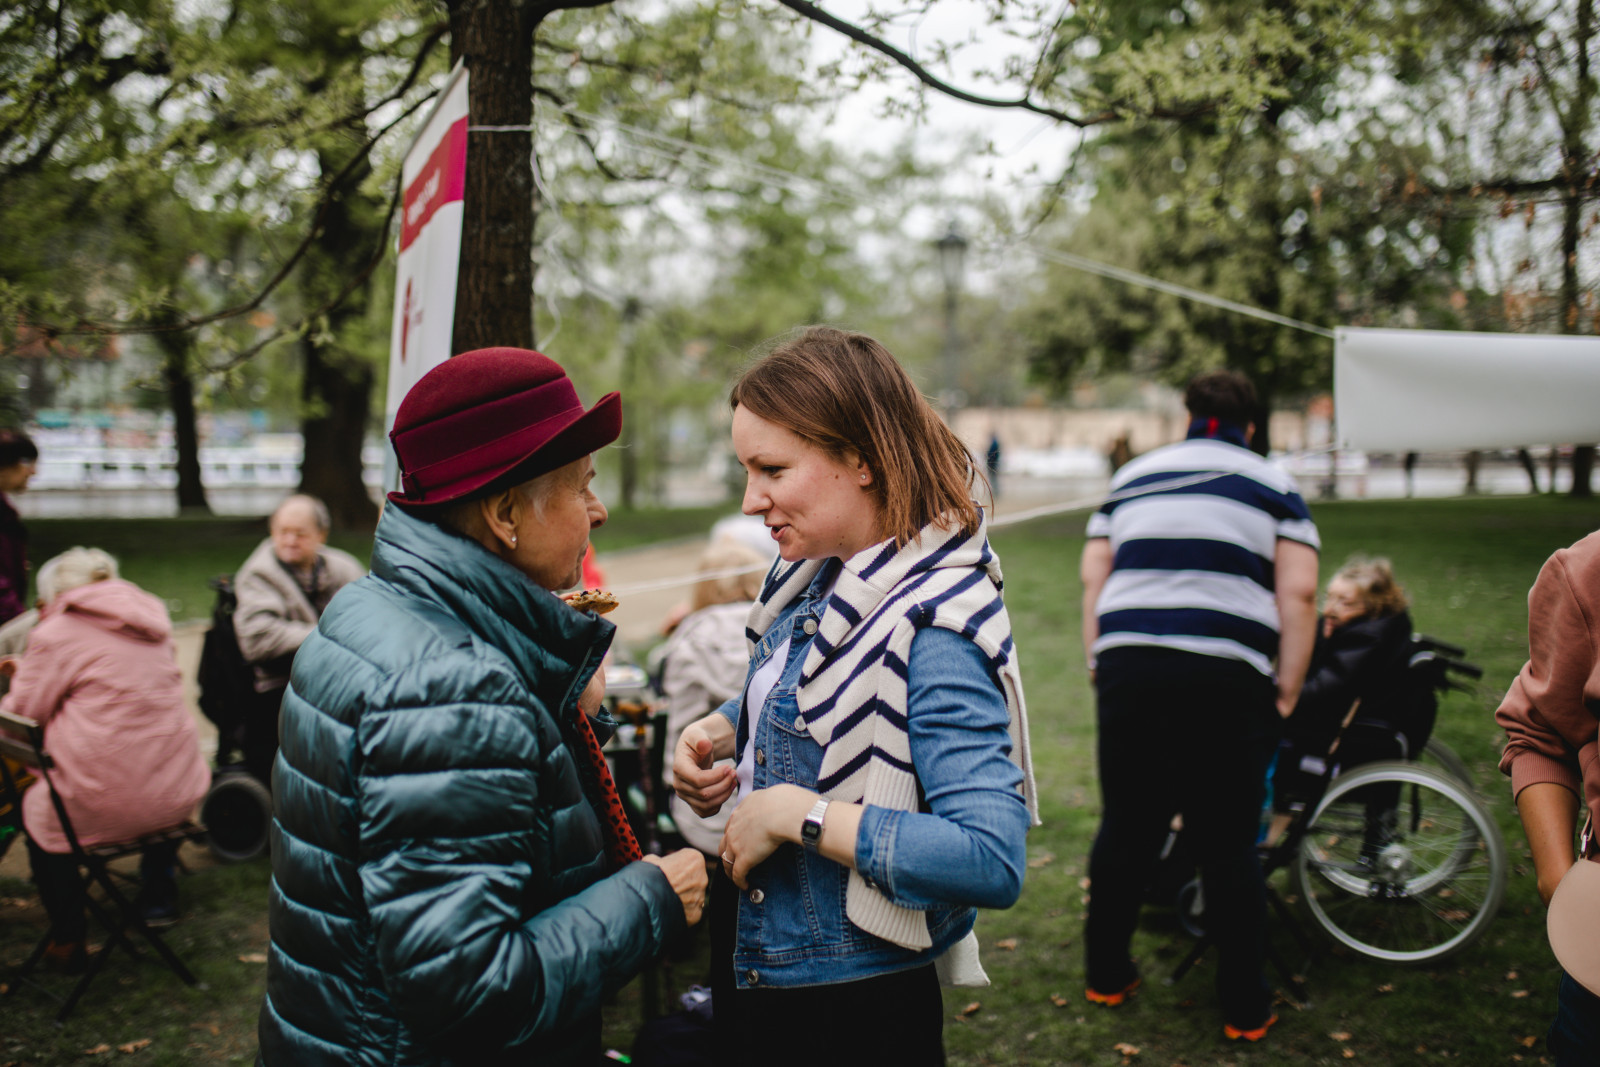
[257,349,707,1066]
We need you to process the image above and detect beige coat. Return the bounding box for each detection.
[234,538,364,692]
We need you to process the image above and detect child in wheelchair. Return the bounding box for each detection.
[1267,557,1436,849]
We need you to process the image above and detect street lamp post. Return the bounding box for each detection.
[935,222,968,420]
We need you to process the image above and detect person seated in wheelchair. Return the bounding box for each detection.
[1270,558,1436,837]
[0,548,210,971]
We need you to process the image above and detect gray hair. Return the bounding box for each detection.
[36,546,119,604]
[433,468,566,541]
[273,493,331,533]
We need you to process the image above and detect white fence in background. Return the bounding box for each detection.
[28,446,388,491]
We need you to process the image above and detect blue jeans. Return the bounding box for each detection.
[1550,971,1600,1065]
[1085,647,1280,1029]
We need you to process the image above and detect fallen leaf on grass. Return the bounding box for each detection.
[1506,970,1519,980]
[1027,853,1055,869]
[960,1001,981,1017]
[1511,989,1530,999]
[1330,1032,1352,1041]
[1342,1049,1356,1059]
[118,1039,152,1053]
[188,1023,221,1036]
[1113,1041,1140,1058]
[996,938,1018,951]
[1049,993,1069,1007]
[238,952,268,964]
[1376,983,1395,993]
[1521,1036,1539,1048]
[84,1045,112,1055]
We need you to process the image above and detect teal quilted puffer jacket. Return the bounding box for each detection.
[257,504,684,1066]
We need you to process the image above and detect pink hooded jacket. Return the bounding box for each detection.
[3,578,210,853]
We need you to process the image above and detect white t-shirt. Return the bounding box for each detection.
[735,634,790,802]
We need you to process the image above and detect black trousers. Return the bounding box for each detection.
[709,869,945,1067]
[27,838,178,942]
[1084,646,1280,1029]
[240,684,286,785]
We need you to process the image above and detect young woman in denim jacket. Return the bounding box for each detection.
[673,326,1038,1065]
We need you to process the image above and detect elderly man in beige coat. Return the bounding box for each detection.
[234,494,364,781]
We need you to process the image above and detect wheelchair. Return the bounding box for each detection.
[1163,635,1506,980]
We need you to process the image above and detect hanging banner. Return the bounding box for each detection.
[1335,326,1600,452]
[384,63,469,486]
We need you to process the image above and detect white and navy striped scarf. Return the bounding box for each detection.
[746,511,1040,950]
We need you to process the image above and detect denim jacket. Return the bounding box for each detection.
[716,567,1029,988]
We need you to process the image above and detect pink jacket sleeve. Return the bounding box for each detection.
[1496,541,1600,803]
[0,619,76,730]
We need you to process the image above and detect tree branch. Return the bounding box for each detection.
[15,90,433,343]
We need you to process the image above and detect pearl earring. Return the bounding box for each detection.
[510,535,518,547]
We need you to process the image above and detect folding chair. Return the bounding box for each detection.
[0,709,208,1022]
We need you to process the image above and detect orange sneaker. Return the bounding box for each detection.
[1224,1014,1278,1042]
[1085,978,1141,1007]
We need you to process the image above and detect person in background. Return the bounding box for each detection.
[1497,529,1600,1065]
[2,548,211,964]
[0,430,38,626]
[1267,557,1432,845]
[986,431,1003,500]
[659,537,770,856]
[259,347,706,1066]
[233,493,363,783]
[673,326,1037,1066]
[1079,369,1319,1042]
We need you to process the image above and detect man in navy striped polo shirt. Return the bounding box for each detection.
[1079,370,1320,1043]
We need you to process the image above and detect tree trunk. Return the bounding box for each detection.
[152,318,210,514]
[448,0,539,353]
[295,135,382,532]
[300,340,378,530]
[1565,0,1594,498]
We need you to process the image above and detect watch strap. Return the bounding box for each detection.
[801,797,830,851]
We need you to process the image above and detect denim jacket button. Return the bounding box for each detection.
[755,748,766,766]
[748,888,764,904]
[746,970,760,985]
[793,716,805,732]
[802,618,818,635]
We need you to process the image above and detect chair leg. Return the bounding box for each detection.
[91,866,197,985]
[56,937,117,1023]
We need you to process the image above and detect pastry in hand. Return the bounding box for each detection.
[563,589,619,615]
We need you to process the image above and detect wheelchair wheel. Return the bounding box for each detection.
[1292,761,1505,964]
[1416,737,1474,789]
[202,770,272,863]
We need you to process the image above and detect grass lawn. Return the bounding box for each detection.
[3,493,1597,1064]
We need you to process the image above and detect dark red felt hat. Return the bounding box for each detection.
[388,347,621,508]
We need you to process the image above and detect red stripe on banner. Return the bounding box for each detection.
[399,117,468,253]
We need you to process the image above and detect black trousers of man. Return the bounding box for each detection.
[1085,646,1282,1030]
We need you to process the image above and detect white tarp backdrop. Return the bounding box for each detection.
[383,64,469,490]
[1335,327,1600,452]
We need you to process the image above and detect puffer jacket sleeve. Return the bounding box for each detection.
[356,663,684,1053]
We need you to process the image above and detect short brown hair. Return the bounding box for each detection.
[730,326,980,547]
[1330,556,1410,618]
[1184,370,1257,426]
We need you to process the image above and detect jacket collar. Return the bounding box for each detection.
[370,503,614,693]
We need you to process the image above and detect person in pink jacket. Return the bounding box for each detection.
[1497,528,1600,1065]
[2,547,210,972]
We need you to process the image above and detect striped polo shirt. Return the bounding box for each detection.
[1086,436,1319,676]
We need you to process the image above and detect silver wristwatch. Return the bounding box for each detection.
[800,797,830,852]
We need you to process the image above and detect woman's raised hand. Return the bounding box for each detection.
[642,848,710,926]
[672,715,736,818]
